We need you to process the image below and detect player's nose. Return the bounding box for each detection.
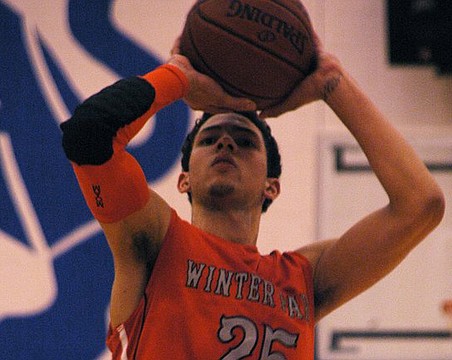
[216,136,235,152]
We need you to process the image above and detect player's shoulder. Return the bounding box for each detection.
[295,239,337,271]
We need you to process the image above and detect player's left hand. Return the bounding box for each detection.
[259,33,343,118]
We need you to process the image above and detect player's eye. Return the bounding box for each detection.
[235,137,256,148]
[198,136,217,146]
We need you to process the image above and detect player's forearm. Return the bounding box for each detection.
[61,65,188,166]
[325,70,444,219]
[60,65,188,222]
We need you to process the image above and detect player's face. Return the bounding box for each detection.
[179,113,277,210]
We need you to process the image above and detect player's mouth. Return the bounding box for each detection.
[211,155,237,168]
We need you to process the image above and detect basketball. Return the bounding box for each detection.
[179,0,318,109]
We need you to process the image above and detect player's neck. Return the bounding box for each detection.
[191,206,261,246]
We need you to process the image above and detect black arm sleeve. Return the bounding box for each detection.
[60,76,155,166]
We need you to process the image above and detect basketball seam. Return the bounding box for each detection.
[186,20,280,101]
[270,0,312,28]
[196,4,310,76]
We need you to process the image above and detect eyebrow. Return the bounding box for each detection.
[198,124,259,137]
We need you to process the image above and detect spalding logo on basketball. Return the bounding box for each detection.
[180,0,318,109]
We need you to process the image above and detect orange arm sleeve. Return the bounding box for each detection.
[69,64,188,223]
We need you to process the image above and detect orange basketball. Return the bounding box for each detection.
[179,0,318,109]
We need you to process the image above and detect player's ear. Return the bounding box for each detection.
[177,172,191,194]
[263,178,280,202]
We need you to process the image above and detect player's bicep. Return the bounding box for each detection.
[309,205,432,322]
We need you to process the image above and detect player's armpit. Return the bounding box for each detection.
[295,238,337,323]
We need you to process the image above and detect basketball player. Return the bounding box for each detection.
[60,35,445,358]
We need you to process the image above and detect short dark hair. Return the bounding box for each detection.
[180,111,282,212]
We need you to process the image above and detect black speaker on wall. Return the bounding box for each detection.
[387,0,451,74]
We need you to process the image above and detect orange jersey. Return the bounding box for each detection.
[107,210,315,359]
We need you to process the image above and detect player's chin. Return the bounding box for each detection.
[208,183,235,198]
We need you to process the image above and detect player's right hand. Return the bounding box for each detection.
[168,40,256,114]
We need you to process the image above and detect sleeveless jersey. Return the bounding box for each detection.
[107,210,315,359]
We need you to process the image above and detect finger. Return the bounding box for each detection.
[312,32,323,52]
[259,106,284,119]
[187,101,255,115]
[219,94,257,112]
[186,103,235,114]
[182,98,239,114]
[205,106,236,114]
[170,36,182,56]
[259,94,301,118]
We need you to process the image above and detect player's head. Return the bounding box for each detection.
[181,111,281,212]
